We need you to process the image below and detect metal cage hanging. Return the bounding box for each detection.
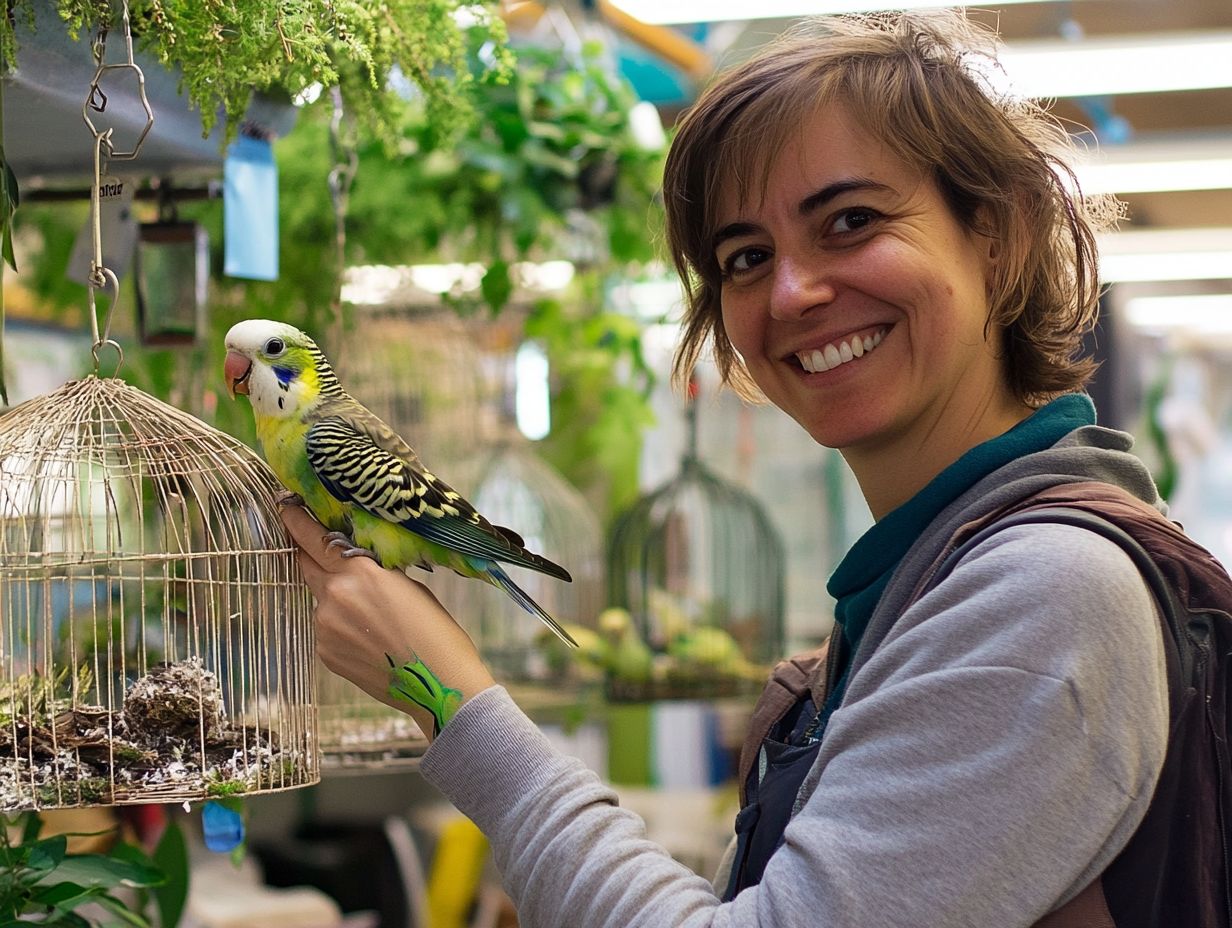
[606,407,786,701]
[0,376,319,810]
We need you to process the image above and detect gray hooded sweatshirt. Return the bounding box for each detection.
[420,423,1169,928]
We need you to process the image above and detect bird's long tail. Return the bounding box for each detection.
[485,564,579,648]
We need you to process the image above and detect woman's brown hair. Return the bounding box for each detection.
[664,10,1120,406]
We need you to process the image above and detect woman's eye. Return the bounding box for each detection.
[723,247,771,278]
[830,208,878,235]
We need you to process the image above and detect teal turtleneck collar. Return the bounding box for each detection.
[827,392,1097,665]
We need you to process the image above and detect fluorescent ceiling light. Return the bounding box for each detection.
[1074,138,1232,195]
[606,0,1074,25]
[341,261,575,304]
[1124,294,1232,334]
[607,1,1232,100]
[1098,228,1232,283]
[997,32,1232,98]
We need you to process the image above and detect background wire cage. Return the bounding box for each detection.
[0,376,319,811]
[311,308,495,766]
[334,309,495,474]
[606,400,786,701]
[430,438,605,684]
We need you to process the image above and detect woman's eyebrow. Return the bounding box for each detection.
[712,178,892,252]
[798,178,890,216]
[712,221,761,252]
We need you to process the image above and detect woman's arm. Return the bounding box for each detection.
[279,502,496,742]
[284,506,1167,928]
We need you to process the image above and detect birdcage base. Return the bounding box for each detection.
[0,658,312,811]
[319,712,429,769]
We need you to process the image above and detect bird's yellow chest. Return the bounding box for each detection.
[255,415,349,531]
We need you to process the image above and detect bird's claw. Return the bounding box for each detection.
[274,490,305,508]
[323,531,380,562]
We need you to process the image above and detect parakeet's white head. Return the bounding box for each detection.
[224,319,343,420]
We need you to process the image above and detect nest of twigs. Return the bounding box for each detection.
[0,659,301,810]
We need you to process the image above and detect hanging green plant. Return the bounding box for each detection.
[341,37,667,313]
[0,0,513,143]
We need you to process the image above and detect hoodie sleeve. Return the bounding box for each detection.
[418,521,1168,928]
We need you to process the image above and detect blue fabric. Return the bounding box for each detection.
[812,394,1098,740]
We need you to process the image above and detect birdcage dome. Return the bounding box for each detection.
[607,454,785,700]
[0,376,318,811]
[427,439,604,683]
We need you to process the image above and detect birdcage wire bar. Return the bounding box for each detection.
[0,376,319,810]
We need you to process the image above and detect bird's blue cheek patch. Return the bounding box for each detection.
[272,366,296,390]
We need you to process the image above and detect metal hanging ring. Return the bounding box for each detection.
[82,62,153,160]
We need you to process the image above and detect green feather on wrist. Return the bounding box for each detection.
[385,653,463,737]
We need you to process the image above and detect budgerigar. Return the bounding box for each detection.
[223,319,577,647]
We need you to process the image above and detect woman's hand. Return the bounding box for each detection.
[279,502,496,741]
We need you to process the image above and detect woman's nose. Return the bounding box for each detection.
[768,255,836,321]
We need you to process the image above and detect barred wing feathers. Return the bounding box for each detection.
[304,411,571,582]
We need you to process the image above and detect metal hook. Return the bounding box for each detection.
[87,267,124,375]
[91,339,125,377]
[88,83,108,113]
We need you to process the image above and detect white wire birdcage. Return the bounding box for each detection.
[0,376,319,811]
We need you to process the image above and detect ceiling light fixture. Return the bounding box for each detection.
[605,0,1081,26]
[1098,228,1232,284]
[1123,294,1232,334]
[997,31,1232,98]
[1074,138,1232,195]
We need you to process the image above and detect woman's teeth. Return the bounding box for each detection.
[797,328,885,374]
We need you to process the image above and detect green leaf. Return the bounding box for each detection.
[40,852,165,891]
[27,835,69,872]
[22,811,43,844]
[151,821,189,928]
[96,892,153,928]
[0,144,19,273]
[480,261,513,315]
[30,880,98,910]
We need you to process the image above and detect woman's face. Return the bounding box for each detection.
[716,102,1023,471]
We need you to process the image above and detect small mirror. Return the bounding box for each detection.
[135,221,208,346]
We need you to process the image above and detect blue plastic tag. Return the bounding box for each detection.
[201,800,246,852]
[224,134,279,281]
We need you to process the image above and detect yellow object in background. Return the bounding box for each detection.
[427,815,490,928]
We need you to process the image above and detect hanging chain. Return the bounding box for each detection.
[81,0,154,375]
[327,85,358,360]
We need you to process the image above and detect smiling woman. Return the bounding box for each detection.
[287,10,1230,928]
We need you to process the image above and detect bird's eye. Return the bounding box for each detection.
[264,338,285,356]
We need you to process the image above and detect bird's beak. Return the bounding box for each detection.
[224,350,253,397]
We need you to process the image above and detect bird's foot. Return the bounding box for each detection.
[323,531,380,562]
[274,490,305,508]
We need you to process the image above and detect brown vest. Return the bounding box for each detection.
[738,481,1231,927]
